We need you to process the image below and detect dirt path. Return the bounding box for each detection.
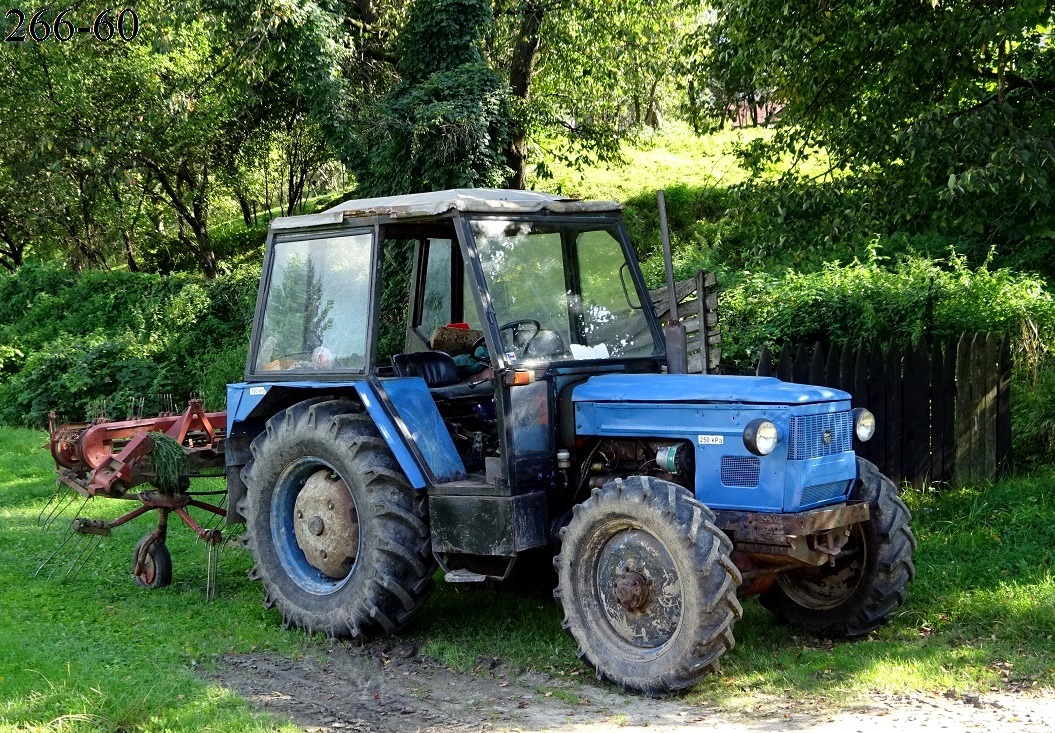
[213,642,1055,733]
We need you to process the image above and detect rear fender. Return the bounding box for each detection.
[226,380,467,490]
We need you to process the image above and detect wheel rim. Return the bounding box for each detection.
[272,457,360,595]
[777,523,868,610]
[137,553,156,585]
[595,528,682,649]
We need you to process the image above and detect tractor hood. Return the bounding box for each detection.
[571,374,848,405]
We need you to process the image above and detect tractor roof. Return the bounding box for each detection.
[269,188,621,231]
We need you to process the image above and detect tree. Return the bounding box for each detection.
[493,0,689,186]
[0,1,351,276]
[692,1,1055,260]
[346,0,518,195]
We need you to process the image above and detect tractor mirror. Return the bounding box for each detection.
[619,263,643,310]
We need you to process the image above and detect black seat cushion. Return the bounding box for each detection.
[391,351,461,388]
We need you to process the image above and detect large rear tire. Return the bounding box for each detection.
[554,476,742,694]
[760,457,916,637]
[241,398,434,638]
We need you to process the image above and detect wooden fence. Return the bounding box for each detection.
[650,270,721,374]
[756,334,1012,486]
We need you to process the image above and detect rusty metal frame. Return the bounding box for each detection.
[713,501,870,592]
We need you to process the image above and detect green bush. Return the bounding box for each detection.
[1013,358,1055,467]
[710,246,1055,370]
[0,265,257,427]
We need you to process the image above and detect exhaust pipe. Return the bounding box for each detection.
[658,190,687,374]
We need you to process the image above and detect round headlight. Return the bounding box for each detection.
[853,408,876,442]
[744,419,779,456]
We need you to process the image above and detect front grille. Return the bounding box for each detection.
[800,480,851,506]
[788,411,853,460]
[721,455,760,487]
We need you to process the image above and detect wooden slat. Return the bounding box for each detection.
[777,345,793,381]
[839,341,855,396]
[853,343,873,466]
[940,337,957,483]
[824,342,840,388]
[756,347,774,377]
[903,337,931,488]
[954,333,976,484]
[885,338,903,482]
[996,331,1012,476]
[981,333,998,481]
[866,341,887,474]
[792,343,810,384]
[929,338,947,482]
[809,343,825,385]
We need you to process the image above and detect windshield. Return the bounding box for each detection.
[254,231,373,372]
[470,218,658,364]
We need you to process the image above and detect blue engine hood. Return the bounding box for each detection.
[571,374,848,405]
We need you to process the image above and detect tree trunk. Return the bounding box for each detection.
[140,157,219,277]
[237,191,253,228]
[504,2,545,189]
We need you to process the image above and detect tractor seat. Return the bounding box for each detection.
[391,351,490,400]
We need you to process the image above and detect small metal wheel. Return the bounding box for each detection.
[132,535,172,588]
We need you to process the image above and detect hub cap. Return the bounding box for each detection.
[596,529,682,648]
[292,470,359,579]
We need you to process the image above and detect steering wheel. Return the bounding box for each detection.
[469,319,542,365]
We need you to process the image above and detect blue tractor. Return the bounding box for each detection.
[223,189,915,694]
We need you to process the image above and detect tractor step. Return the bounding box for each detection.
[443,568,489,583]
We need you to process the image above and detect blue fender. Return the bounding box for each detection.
[226,379,466,490]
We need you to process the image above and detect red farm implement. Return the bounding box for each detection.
[42,399,229,594]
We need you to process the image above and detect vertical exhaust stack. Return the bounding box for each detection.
[658,190,688,374]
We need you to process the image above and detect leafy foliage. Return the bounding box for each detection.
[0,264,256,426]
[690,1,1055,274]
[346,0,517,195]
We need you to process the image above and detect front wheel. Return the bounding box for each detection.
[241,398,434,638]
[554,476,742,694]
[760,457,916,637]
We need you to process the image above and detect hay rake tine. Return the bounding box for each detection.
[36,485,66,526]
[37,531,86,580]
[206,541,218,602]
[64,534,102,581]
[34,530,77,578]
[39,492,79,531]
[55,498,91,542]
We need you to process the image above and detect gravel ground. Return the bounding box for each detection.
[213,642,1055,733]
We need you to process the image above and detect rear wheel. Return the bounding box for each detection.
[554,476,742,694]
[241,398,434,638]
[760,457,916,636]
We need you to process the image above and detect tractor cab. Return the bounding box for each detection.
[230,190,669,565]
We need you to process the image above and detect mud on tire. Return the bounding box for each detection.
[554,476,742,695]
[760,457,916,637]
[240,398,434,638]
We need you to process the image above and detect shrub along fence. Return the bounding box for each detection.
[755,334,1012,487]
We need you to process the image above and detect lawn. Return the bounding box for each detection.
[2,424,1054,731]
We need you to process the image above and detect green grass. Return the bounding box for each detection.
[537,122,772,202]
[3,424,1055,731]
[0,428,309,732]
